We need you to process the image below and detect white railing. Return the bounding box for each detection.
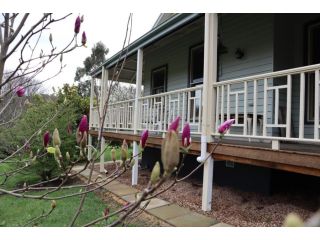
[212,63,320,143]
[137,85,203,134]
[104,99,134,130]
[89,85,203,134]
[90,107,99,128]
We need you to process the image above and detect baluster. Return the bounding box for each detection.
[244,81,248,135]
[215,86,220,132]
[286,75,292,138]
[314,70,319,139]
[263,78,268,137]
[253,80,257,136]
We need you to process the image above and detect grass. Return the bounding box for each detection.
[0,188,116,227]
[0,161,42,190]
[0,159,152,227]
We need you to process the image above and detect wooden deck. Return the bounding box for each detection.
[89,130,320,177]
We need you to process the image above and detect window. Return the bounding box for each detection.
[189,44,204,86]
[306,22,320,122]
[151,65,167,94]
[189,44,204,123]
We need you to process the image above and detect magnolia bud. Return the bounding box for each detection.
[150,161,160,184]
[76,128,82,144]
[161,131,180,176]
[51,200,57,209]
[121,140,128,161]
[80,131,87,150]
[49,33,53,43]
[60,53,63,63]
[80,15,84,23]
[16,86,25,97]
[54,145,62,168]
[66,152,70,161]
[283,213,304,227]
[111,147,116,162]
[52,128,61,147]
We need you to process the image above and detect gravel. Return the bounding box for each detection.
[94,164,319,227]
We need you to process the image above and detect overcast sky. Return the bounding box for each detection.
[43,13,158,92]
[4,13,159,93]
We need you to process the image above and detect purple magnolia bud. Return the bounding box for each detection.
[43,131,50,148]
[74,16,81,34]
[78,115,88,133]
[81,31,87,46]
[181,123,191,147]
[140,130,149,149]
[218,119,235,134]
[169,116,180,132]
[16,86,25,97]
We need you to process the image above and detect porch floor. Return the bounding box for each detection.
[89,129,320,177]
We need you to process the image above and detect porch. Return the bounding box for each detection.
[90,63,320,147]
[88,13,320,212]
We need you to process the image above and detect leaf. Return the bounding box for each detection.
[46,147,56,154]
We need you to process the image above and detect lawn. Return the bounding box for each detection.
[0,188,115,227]
[0,160,150,227]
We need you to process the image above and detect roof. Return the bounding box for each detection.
[152,13,177,28]
[90,13,202,77]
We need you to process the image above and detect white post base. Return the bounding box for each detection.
[202,153,214,211]
[132,141,139,186]
[271,140,280,150]
[87,134,92,160]
[100,137,106,173]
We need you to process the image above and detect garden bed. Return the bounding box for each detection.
[94,163,318,227]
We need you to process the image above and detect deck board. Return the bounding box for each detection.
[89,130,320,177]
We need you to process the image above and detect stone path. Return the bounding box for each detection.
[74,165,232,227]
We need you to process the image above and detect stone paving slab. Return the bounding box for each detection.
[147,204,190,220]
[144,198,170,210]
[77,166,221,227]
[122,194,170,210]
[104,183,139,196]
[168,212,218,227]
[211,222,233,227]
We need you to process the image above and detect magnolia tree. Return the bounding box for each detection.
[0,13,319,227]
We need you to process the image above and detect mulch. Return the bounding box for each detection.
[93,163,319,227]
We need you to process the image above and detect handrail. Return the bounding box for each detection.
[137,85,203,100]
[213,63,320,86]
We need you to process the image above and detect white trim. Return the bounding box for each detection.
[201,13,218,212]
[132,48,143,186]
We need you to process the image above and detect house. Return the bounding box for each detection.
[88,13,320,211]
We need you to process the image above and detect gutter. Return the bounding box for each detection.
[90,13,202,77]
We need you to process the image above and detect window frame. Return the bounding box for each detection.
[305,21,320,123]
[151,65,167,95]
[188,42,204,87]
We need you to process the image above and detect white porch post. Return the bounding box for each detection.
[198,13,218,212]
[88,76,95,160]
[100,67,109,173]
[132,48,143,185]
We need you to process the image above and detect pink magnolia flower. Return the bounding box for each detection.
[78,115,88,133]
[43,131,50,148]
[140,129,149,149]
[81,31,87,45]
[181,123,191,147]
[169,116,180,132]
[74,16,81,34]
[16,86,25,97]
[218,119,235,134]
